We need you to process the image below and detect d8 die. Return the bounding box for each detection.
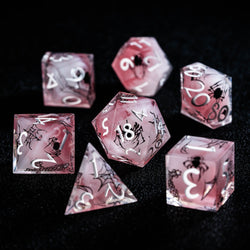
[166,135,235,211]
[13,113,75,174]
[112,37,172,96]
[42,52,95,108]
[92,92,171,167]
[181,62,232,129]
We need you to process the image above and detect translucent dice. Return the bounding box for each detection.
[92,92,171,167]
[42,52,95,108]
[13,113,75,174]
[166,135,235,211]
[112,37,172,96]
[65,143,137,215]
[181,62,232,129]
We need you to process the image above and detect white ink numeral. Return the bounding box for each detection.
[115,123,134,142]
[105,183,125,200]
[183,168,200,199]
[66,67,85,82]
[75,192,94,210]
[102,118,109,136]
[90,156,98,178]
[46,73,58,89]
[17,131,28,155]
[31,153,56,169]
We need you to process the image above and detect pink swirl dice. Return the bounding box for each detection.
[166,135,235,211]
[92,92,171,167]
[65,143,137,215]
[112,37,172,96]
[42,52,95,108]
[13,113,75,174]
[180,62,232,129]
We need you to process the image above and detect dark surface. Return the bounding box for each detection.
[0,6,249,250]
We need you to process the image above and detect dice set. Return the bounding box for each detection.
[12,36,235,213]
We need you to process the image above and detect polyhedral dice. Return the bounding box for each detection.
[13,113,75,174]
[42,52,95,108]
[92,92,171,167]
[65,143,137,215]
[112,37,172,96]
[166,135,235,211]
[180,62,232,129]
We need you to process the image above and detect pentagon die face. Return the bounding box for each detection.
[13,113,75,174]
[42,52,95,108]
[92,92,171,167]
[166,135,235,211]
[65,143,137,215]
[112,37,172,96]
[180,62,232,129]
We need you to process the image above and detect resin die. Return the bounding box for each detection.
[181,62,232,129]
[13,113,75,174]
[166,135,235,211]
[42,52,95,108]
[112,37,172,96]
[92,92,171,167]
[65,143,137,215]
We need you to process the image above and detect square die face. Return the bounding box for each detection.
[13,114,75,174]
[181,62,232,129]
[166,135,234,211]
[42,52,95,108]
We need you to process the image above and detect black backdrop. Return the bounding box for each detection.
[0,6,249,250]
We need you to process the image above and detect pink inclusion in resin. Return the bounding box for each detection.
[112,37,172,96]
[92,92,171,167]
[42,52,95,108]
[65,143,137,215]
[180,62,232,129]
[166,135,235,211]
[13,113,75,174]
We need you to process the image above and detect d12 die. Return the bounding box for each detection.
[112,37,172,96]
[166,135,235,211]
[13,113,75,174]
[42,52,95,108]
[180,62,232,129]
[92,92,171,167]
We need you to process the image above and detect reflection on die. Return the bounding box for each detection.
[180,62,232,129]
[166,135,235,211]
[42,52,95,108]
[92,92,171,167]
[112,37,172,96]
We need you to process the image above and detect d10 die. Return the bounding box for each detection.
[180,62,232,129]
[92,92,171,167]
[166,135,234,211]
[13,113,75,174]
[112,37,172,96]
[42,52,95,108]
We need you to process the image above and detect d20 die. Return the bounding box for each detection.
[92,92,171,167]
[112,37,172,96]
[13,113,75,174]
[180,62,232,129]
[65,143,137,215]
[42,52,95,108]
[166,135,235,211]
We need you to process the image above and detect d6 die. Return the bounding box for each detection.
[166,135,235,211]
[92,92,171,167]
[112,37,172,96]
[42,52,95,108]
[181,62,232,129]
[13,113,75,174]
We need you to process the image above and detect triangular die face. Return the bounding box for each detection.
[65,143,137,215]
